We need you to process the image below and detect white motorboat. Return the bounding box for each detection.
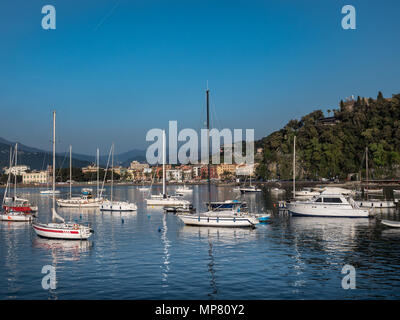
[176,185,193,193]
[100,143,137,212]
[394,189,400,194]
[32,111,93,240]
[287,192,370,218]
[381,220,400,228]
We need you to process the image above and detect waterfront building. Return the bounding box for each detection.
[82,164,99,174]
[216,163,237,178]
[22,170,49,184]
[129,161,149,171]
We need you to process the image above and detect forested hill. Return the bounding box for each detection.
[255,92,400,180]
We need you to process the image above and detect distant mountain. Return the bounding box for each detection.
[0,137,146,171]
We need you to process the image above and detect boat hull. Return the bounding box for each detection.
[100,201,137,211]
[32,222,92,240]
[146,198,190,206]
[3,205,33,213]
[288,205,369,218]
[0,213,33,222]
[177,214,258,227]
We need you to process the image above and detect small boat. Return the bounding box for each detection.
[177,210,259,228]
[176,185,193,193]
[100,201,137,211]
[40,189,60,195]
[393,189,400,194]
[32,111,93,240]
[99,143,137,212]
[240,186,262,193]
[381,220,400,228]
[0,210,34,222]
[177,89,258,228]
[271,188,285,194]
[145,131,192,208]
[258,214,271,223]
[138,186,150,191]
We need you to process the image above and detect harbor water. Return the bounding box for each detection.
[1,185,400,299]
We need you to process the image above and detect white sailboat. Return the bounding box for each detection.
[57,146,103,208]
[1,144,36,220]
[32,111,93,240]
[146,131,191,207]
[239,172,262,193]
[177,88,258,228]
[100,143,137,212]
[358,147,394,207]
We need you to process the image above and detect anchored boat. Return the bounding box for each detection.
[32,111,93,240]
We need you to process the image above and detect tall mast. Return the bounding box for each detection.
[97,148,99,199]
[162,130,166,197]
[293,136,296,199]
[206,88,211,209]
[111,143,114,203]
[69,145,72,199]
[366,146,368,198]
[3,146,13,204]
[14,143,18,198]
[52,111,56,211]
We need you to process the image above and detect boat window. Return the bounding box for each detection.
[315,198,322,202]
[323,197,342,203]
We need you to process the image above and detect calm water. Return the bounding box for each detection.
[1,185,400,300]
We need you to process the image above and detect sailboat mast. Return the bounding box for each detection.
[14,143,18,198]
[97,148,99,199]
[3,146,13,205]
[52,111,56,212]
[163,130,166,198]
[206,88,211,209]
[111,143,114,203]
[70,145,72,199]
[366,146,368,198]
[293,136,296,199]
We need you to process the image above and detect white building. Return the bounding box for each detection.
[129,161,149,171]
[22,171,49,184]
[3,165,30,175]
[166,169,183,182]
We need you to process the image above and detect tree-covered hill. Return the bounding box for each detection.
[255,92,400,180]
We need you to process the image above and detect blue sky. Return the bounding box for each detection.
[0,0,399,155]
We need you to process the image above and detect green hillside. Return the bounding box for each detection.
[255,92,400,180]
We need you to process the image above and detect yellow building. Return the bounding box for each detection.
[22,171,49,184]
[217,163,237,178]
